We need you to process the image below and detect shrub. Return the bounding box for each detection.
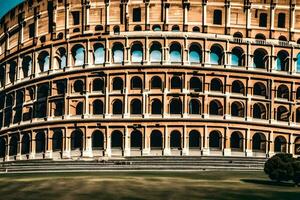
[292,161,300,186]
[264,153,294,182]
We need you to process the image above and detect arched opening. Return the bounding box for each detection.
[255,33,266,40]
[209,131,222,149]
[112,43,124,63]
[169,43,182,62]
[93,100,104,115]
[171,76,182,89]
[277,84,289,99]
[152,25,161,31]
[130,99,142,114]
[278,13,286,28]
[209,100,223,115]
[192,26,200,32]
[189,130,201,148]
[21,133,30,155]
[131,76,143,90]
[111,130,123,149]
[9,61,16,83]
[95,25,103,31]
[72,45,85,66]
[230,132,243,150]
[252,133,266,151]
[170,98,182,114]
[38,51,50,72]
[92,78,104,92]
[275,50,289,71]
[171,25,180,32]
[56,47,67,69]
[253,103,267,119]
[274,136,287,153]
[9,135,18,156]
[35,132,45,153]
[76,102,84,115]
[112,77,123,91]
[134,25,142,31]
[131,43,143,63]
[151,76,162,89]
[92,130,104,150]
[231,101,244,117]
[74,80,84,93]
[22,56,32,77]
[253,82,267,97]
[190,77,202,92]
[279,36,287,41]
[294,137,300,155]
[296,53,300,72]
[189,43,202,63]
[150,130,163,149]
[170,131,181,149]
[233,32,243,38]
[151,99,162,114]
[0,138,6,158]
[277,106,289,122]
[150,42,162,62]
[52,130,63,152]
[0,65,5,87]
[232,80,244,94]
[253,49,268,69]
[189,99,201,115]
[112,99,123,114]
[296,108,300,122]
[71,130,83,150]
[210,78,223,92]
[94,43,105,64]
[131,130,142,149]
[231,47,244,66]
[113,25,120,34]
[210,44,224,65]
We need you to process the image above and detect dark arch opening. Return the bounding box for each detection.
[151,99,162,114]
[112,77,123,91]
[230,132,243,150]
[170,98,182,114]
[92,130,104,150]
[274,136,287,153]
[71,130,83,150]
[131,130,142,149]
[35,132,45,153]
[131,99,142,114]
[112,99,123,115]
[21,133,30,155]
[252,133,266,151]
[111,131,123,149]
[189,130,201,148]
[209,131,221,149]
[209,100,223,115]
[151,76,162,89]
[150,130,163,149]
[170,131,181,149]
[211,78,223,92]
[52,130,63,152]
[93,100,104,115]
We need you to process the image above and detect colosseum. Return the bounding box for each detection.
[0,0,300,162]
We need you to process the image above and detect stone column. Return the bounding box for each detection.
[245,129,252,157]
[163,126,171,155]
[202,125,209,155]
[182,126,188,155]
[124,127,130,156]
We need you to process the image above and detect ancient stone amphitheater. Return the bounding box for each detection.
[0,0,300,171]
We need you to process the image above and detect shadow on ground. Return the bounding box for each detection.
[241,179,296,187]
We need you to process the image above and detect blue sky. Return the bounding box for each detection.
[0,0,24,19]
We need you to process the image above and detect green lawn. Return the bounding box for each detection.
[0,171,299,200]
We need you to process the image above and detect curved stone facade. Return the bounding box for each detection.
[1,0,300,161]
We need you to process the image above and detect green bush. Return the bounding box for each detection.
[264,153,294,182]
[292,161,300,186]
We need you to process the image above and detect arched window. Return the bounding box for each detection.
[56,47,67,69]
[232,80,244,94]
[9,135,18,156]
[278,13,286,28]
[253,103,266,119]
[189,43,202,63]
[113,25,120,34]
[209,131,221,149]
[274,136,287,153]
[170,98,182,114]
[0,65,5,87]
[52,130,63,151]
[71,130,83,150]
[259,13,267,27]
[151,99,162,114]
[253,49,268,69]
[92,130,104,150]
[209,100,223,115]
[74,80,84,93]
[54,100,64,116]
[21,133,30,154]
[131,99,142,114]
[150,42,162,62]
[171,25,180,32]
[210,78,223,92]
[170,131,181,149]
[213,10,222,25]
[93,100,104,115]
[112,99,123,114]
[36,132,45,153]
[296,53,300,72]
[230,132,243,150]
[37,84,49,100]
[277,85,289,99]
[72,45,85,66]
[131,76,143,90]
[9,61,17,84]
[294,137,300,155]
[189,99,201,115]
[171,76,182,89]
[93,78,104,92]
[233,32,243,38]
[38,51,50,72]
[112,43,124,63]
[231,47,244,66]
[297,87,300,99]
[231,101,244,117]
[190,77,202,92]
[277,106,289,122]
[253,82,267,97]
[76,102,84,115]
[275,50,289,71]
[134,25,142,31]
[297,108,300,122]
[22,56,32,77]
[210,45,224,65]
[131,43,143,63]
[189,130,201,148]
[95,25,103,31]
[255,33,266,40]
[131,130,142,149]
[112,77,123,91]
[111,130,123,149]
[94,43,105,64]
[152,25,161,31]
[151,76,162,89]
[169,43,182,62]
[192,26,200,32]
[150,130,163,149]
[0,138,6,158]
[252,133,266,151]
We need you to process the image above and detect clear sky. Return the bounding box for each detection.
[0,0,24,19]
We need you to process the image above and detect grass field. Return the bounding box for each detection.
[0,171,299,200]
